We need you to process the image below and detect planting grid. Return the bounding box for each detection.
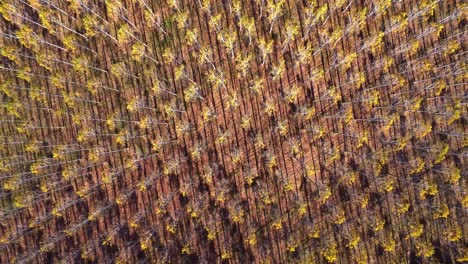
[0,0,467,263]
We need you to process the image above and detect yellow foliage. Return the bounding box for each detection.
[283,182,294,192]
[166,224,176,234]
[298,203,307,217]
[206,229,216,240]
[382,177,394,193]
[225,92,239,109]
[266,0,285,23]
[267,155,277,169]
[278,121,288,136]
[185,28,198,46]
[376,0,391,14]
[130,42,145,62]
[17,26,39,51]
[457,248,468,262]
[52,207,62,217]
[138,180,147,192]
[218,30,236,52]
[129,220,138,228]
[333,209,346,225]
[435,79,447,96]
[287,243,296,253]
[327,147,340,164]
[76,189,87,197]
[433,203,449,219]
[410,158,425,175]
[221,250,232,260]
[444,40,460,56]
[102,234,114,246]
[0,3,16,22]
[263,99,276,116]
[390,74,406,92]
[328,86,342,105]
[3,177,19,191]
[272,219,283,230]
[342,52,357,70]
[241,116,251,129]
[434,144,449,164]
[250,77,264,94]
[216,131,228,145]
[381,236,396,252]
[185,83,201,102]
[445,225,462,242]
[308,225,320,238]
[181,244,191,254]
[319,186,332,204]
[419,182,438,200]
[285,85,300,103]
[17,66,32,83]
[140,238,151,250]
[126,98,139,112]
[174,65,185,81]
[382,56,394,72]
[416,241,435,258]
[271,60,285,81]
[186,207,199,218]
[409,40,420,56]
[391,13,408,33]
[370,31,385,54]
[235,53,252,77]
[321,243,338,263]
[346,233,360,249]
[296,43,314,66]
[246,234,257,246]
[395,135,410,151]
[357,131,368,149]
[30,162,42,175]
[329,27,343,44]
[408,223,424,239]
[373,218,385,232]
[397,201,410,214]
[40,181,48,193]
[367,90,380,109]
[449,165,461,184]
[353,251,368,264]
[162,48,175,63]
[115,194,127,205]
[174,11,188,29]
[116,131,128,146]
[315,4,328,22]
[209,13,222,29]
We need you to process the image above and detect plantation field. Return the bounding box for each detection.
[0,0,467,263]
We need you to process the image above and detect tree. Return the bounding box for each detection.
[258,38,273,64]
[266,0,285,33]
[117,23,134,47]
[130,42,146,62]
[235,53,252,77]
[185,28,199,46]
[184,83,204,102]
[239,15,256,44]
[295,43,314,66]
[271,60,285,81]
[415,240,435,258]
[83,14,99,37]
[303,2,328,38]
[0,2,16,22]
[282,19,299,51]
[217,30,237,58]
[321,240,338,263]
